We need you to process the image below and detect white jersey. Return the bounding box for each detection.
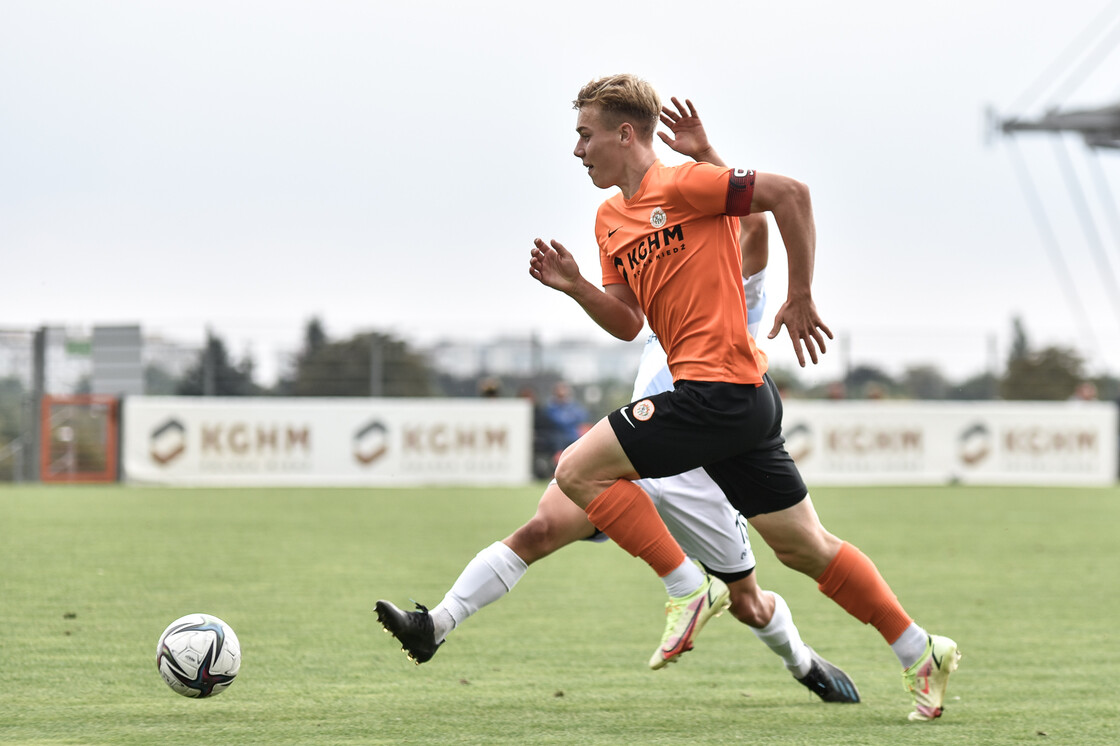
[622,270,767,575]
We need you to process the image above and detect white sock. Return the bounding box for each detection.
[661,558,706,598]
[749,591,812,678]
[891,622,929,669]
[430,541,528,643]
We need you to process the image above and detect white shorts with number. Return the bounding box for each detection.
[608,271,767,576]
[636,469,756,575]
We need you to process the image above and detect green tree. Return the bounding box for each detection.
[303,317,328,356]
[1009,316,1030,363]
[999,318,1084,400]
[901,365,949,400]
[283,323,434,397]
[1000,346,1084,400]
[952,372,999,400]
[845,364,895,399]
[177,332,262,396]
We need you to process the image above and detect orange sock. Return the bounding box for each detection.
[816,541,912,644]
[585,480,686,577]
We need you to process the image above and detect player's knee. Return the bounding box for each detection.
[552,452,579,496]
[552,454,598,507]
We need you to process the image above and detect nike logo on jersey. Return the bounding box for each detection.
[619,406,636,428]
[608,226,622,237]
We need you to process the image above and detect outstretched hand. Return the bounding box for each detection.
[529,237,582,293]
[657,97,712,160]
[768,298,834,367]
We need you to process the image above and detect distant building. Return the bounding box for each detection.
[425,334,645,386]
[0,326,200,395]
[1,324,644,395]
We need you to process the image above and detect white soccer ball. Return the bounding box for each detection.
[156,613,241,698]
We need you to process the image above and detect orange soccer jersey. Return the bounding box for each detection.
[597,160,768,385]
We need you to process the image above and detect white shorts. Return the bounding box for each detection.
[586,469,756,577]
[636,469,756,576]
[600,269,766,578]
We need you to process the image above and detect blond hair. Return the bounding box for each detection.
[573,74,661,140]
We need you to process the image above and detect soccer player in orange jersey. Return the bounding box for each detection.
[377,199,860,703]
[528,75,959,721]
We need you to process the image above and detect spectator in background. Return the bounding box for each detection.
[479,378,501,398]
[1071,381,1098,401]
[519,386,560,480]
[545,381,589,454]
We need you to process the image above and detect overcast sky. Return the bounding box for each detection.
[4,0,1120,386]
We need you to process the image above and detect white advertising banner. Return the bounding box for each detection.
[783,400,1118,486]
[122,397,531,486]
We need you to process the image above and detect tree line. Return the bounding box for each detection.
[0,316,1115,482]
[154,316,1116,411]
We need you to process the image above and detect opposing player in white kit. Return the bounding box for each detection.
[376,105,860,699]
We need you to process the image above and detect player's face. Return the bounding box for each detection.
[573,105,622,190]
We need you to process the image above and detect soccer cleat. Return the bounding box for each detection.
[374,600,442,665]
[902,634,961,721]
[649,575,730,670]
[795,646,861,703]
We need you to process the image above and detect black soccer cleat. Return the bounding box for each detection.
[796,646,861,703]
[374,600,443,665]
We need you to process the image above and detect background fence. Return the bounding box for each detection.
[2,322,1118,484]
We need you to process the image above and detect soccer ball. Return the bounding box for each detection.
[156,613,241,698]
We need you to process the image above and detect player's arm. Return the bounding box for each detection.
[529,237,645,341]
[747,172,833,366]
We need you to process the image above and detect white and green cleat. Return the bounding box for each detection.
[902,634,961,721]
[649,575,730,670]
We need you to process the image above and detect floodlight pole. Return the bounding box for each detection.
[27,326,46,482]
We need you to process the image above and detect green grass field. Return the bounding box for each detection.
[1,483,1118,745]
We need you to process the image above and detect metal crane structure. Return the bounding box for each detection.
[993,1,1120,370]
[1001,103,1120,149]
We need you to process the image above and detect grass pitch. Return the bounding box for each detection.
[1,483,1117,745]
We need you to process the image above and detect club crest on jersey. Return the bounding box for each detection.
[649,207,666,229]
[632,399,655,421]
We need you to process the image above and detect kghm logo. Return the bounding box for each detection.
[619,224,685,276]
[151,418,187,466]
[958,422,991,466]
[784,422,812,463]
[200,424,310,455]
[354,420,389,465]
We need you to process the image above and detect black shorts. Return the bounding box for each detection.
[607,374,807,518]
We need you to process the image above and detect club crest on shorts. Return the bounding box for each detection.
[632,399,655,421]
[650,207,666,229]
